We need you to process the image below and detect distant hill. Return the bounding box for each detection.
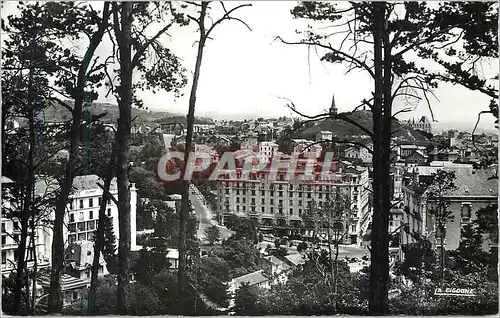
[40,101,214,125]
[296,110,430,145]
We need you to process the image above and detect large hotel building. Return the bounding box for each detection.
[215,156,371,245]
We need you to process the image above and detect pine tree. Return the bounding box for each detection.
[102,216,118,274]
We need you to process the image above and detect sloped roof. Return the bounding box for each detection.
[73,175,117,191]
[37,273,89,291]
[65,240,106,271]
[284,253,306,267]
[34,174,119,198]
[447,167,498,197]
[233,270,268,288]
[1,176,13,184]
[262,255,283,266]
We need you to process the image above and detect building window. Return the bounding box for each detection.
[107,208,111,217]
[13,234,18,242]
[236,205,240,212]
[290,208,293,215]
[87,232,95,241]
[89,211,94,220]
[69,234,77,243]
[69,200,73,210]
[270,199,274,205]
[79,199,84,209]
[98,197,102,206]
[68,223,76,233]
[261,207,265,213]
[107,198,111,205]
[72,292,79,301]
[77,222,85,232]
[69,213,75,223]
[261,199,265,204]
[89,198,93,208]
[351,224,356,232]
[299,209,302,216]
[461,203,471,222]
[299,200,302,206]
[243,206,246,211]
[87,221,95,230]
[389,221,394,227]
[1,223,4,232]
[1,236,5,245]
[79,212,84,221]
[1,251,6,264]
[78,233,86,241]
[270,207,274,214]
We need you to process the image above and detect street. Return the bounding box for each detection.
[256,240,370,260]
[189,184,234,242]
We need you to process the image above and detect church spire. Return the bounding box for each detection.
[329,92,337,115]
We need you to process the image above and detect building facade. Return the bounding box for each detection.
[258,141,279,158]
[215,160,370,245]
[404,116,432,133]
[1,174,138,276]
[64,175,138,251]
[400,167,498,251]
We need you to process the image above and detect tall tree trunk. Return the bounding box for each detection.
[30,205,38,314]
[178,3,208,313]
[115,2,133,313]
[48,4,110,312]
[369,2,390,314]
[14,49,35,314]
[87,145,116,314]
[439,223,446,280]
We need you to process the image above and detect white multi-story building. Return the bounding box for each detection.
[316,131,333,142]
[1,174,138,276]
[240,135,259,151]
[215,159,370,245]
[291,139,322,158]
[64,175,137,251]
[258,141,279,158]
[1,177,52,275]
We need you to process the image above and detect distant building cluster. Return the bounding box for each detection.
[403,116,432,133]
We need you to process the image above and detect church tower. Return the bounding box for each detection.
[329,93,337,115]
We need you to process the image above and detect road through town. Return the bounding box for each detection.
[189,184,234,242]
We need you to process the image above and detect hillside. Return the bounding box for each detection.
[40,101,214,125]
[296,110,430,145]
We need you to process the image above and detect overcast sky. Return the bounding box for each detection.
[2,1,498,131]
